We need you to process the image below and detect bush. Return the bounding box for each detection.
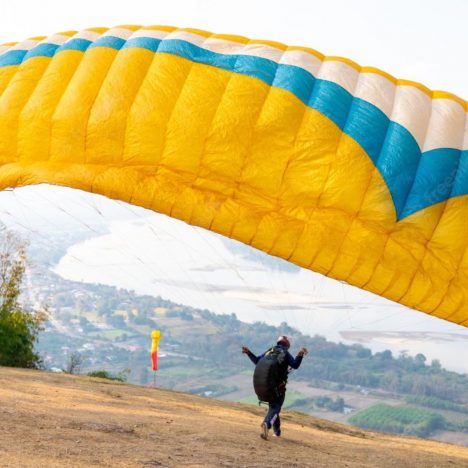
[311,395,345,412]
[87,369,130,382]
[0,227,44,368]
[0,309,42,367]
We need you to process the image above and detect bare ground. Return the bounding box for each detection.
[1,367,468,467]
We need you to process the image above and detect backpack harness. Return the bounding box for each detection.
[253,346,290,404]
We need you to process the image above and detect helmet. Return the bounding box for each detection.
[277,335,290,349]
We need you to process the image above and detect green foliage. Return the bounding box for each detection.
[0,227,43,368]
[0,309,42,368]
[79,316,97,332]
[106,314,127,329]
[166,309,193,321]
[405,395,468,414]
[87,368,130,382]
[349,404,446,437]
[446,419,468,433]
[311,395,345,412]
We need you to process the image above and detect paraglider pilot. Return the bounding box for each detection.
[242,336,308,439]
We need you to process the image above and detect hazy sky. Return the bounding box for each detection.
[0,0,466,98]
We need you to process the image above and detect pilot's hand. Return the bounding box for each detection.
[298,347,308,357]
[241,346,250,354]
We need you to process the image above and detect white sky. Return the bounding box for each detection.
[0,0,466,98]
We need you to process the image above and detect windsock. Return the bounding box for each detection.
[151,330,161,371]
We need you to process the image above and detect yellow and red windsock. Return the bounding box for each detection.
[151,330,161,371]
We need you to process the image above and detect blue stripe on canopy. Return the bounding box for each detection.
[24,43,59,60]
[0,49,27,67]
[88,36,126,50]
[0,35,465,220]
[58,38,92,53]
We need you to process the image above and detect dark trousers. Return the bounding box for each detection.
[263,392,285,433]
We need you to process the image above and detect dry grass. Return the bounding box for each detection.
[1,367,468,467]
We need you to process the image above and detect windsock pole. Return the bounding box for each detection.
[151,330,161,387]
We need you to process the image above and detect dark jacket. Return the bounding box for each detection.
[246,344,303,370]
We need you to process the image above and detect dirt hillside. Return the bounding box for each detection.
[1,367,468,467]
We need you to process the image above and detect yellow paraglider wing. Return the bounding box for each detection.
[0,26,466,325]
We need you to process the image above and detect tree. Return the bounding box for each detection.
[431,359,442,370]
[415,353,427,366]
[0,226,43,368]
[375,350,393,361]
[65,352,83,374]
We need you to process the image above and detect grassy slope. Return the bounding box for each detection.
[1,367,468,468]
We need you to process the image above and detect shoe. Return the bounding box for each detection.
[260,422,269,440]
[273,429,281,437]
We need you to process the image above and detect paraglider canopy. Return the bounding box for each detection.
[0,25,466,326]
